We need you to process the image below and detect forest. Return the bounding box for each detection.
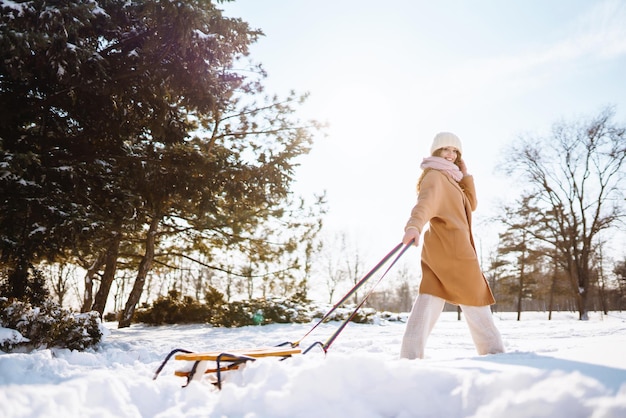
[1,0,625,329]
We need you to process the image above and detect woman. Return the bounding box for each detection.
[400,132,504,359]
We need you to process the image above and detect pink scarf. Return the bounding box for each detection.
[420,156,463,182]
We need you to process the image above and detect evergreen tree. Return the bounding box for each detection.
[496,195,544,320]
[0,1,324,319]
[613,258,626,310]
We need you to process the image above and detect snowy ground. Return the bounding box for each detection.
[1,311,625,418]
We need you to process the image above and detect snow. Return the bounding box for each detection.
[193,29,217,41]
[0,327,29,345]
[28,225,47,237]
[1,311,625,418]
[0,0,29,16]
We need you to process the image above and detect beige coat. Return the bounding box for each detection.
[405,169,495,306]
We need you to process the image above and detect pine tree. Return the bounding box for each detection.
[496,194,546,319]
[0,1,324,318]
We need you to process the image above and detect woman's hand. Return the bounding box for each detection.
[403,228,420,246]
[457,158,469,176]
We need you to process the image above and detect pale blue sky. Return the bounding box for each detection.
[222,0,626,265]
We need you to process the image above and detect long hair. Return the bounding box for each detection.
[416,148,463,192]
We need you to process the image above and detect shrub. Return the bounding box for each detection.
[0,297,103,352]
[0,266,49,306]
[133,290,214,325]
[131,289,379,327]
[347,307,377,324]
[103,311,118,322]
[220,300,255,327]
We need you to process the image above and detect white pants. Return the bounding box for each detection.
[400,293,504,359]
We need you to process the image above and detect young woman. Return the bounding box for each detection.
[400,132,504,359]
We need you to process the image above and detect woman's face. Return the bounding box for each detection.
[436,147,460,163]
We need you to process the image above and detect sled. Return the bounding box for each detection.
[154,344,303,389]
[153,241,412,389]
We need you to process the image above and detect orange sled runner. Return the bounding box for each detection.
[153,242,411,389]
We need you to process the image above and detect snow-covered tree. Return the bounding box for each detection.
[0,0,324,323]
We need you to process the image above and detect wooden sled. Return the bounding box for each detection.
[153,243,411,390]
[153,344,303,389]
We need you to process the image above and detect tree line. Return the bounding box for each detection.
[490,107,626,320]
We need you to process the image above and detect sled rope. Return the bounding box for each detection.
[319,241,413,352]
[292,241,412,350]
[153,241,414,389]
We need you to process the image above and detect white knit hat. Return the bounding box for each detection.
[430,132,462,155]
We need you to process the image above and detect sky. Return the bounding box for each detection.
[1,311,625,417]
[220,0,626,266]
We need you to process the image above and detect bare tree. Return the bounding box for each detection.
[394,264,418,313]
[503,106,626,320]
[321,234,349,304]
[46,263,76,308]
[317,232,370,305]
[364,263,418,313]
[345,245,364,305]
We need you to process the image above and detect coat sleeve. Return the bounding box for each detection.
[459,175,478,211]
[404,171,444,233]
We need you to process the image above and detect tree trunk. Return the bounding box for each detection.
[548,252,557,321]
[578,264,590,321]
[92,235,121,317]
[567,256,588,320]
[80,252,106,313]
[7,256,29,300]
[598,267,608,315]
[118,217,160,328]
[579,289,589,320]
[517,262,525,321]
